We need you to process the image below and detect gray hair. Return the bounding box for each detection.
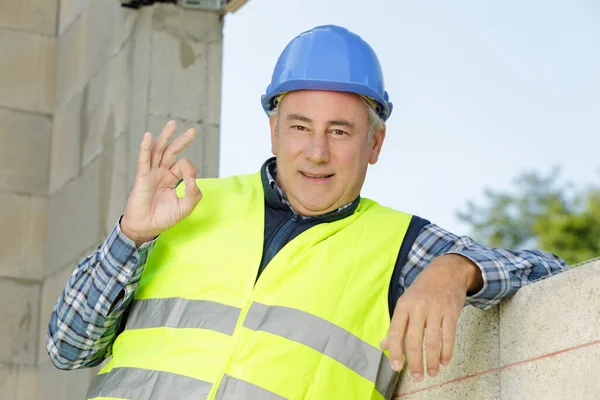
[361,97,385,141]
[270,95,385,142]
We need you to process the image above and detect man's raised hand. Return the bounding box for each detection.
[120,120,202,247]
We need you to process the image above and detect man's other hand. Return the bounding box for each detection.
[380,254,483,382]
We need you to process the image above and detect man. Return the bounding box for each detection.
[47,25,567,399]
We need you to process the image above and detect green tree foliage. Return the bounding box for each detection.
[457,168,600,266]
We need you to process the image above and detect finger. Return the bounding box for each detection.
[425,315,443,377]
[169,157,195,182]
[405,310,426,382]
[385,308,409,372]
[379,335,389,350]
[169,158,202,215]
[151,120,177,168]
[135,132,152,179]
[440,314,458,367]
[160,128,196,169]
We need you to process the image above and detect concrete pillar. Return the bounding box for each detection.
[1,1,228,399]
[0,0,57,398]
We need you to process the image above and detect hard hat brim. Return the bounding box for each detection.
[261,79,393,121]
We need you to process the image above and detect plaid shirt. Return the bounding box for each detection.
[46,165,568,370]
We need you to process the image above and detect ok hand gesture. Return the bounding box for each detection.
[121,120,202,247]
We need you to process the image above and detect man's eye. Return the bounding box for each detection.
[331,129,348,136]
[292,125,307,131]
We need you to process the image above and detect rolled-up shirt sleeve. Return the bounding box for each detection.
[400,223,569,310]
[46,219,155,370]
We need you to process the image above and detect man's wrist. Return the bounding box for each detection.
[119,216,152,248]
[454,254,484,295]
[435,254,484,295]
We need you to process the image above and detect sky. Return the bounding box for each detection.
[218,0,600,235]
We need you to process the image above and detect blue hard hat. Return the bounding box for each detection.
[261,25,393,121]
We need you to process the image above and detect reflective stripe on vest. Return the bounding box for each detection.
[91,299,397,399]
[214,374,286,400]
[125,298,241,335]
[87,369,286,400]
[87,367,212,399]
[243,302,398,399]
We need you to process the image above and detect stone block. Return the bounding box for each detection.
[394,306,500,396]
[28,197,47,277]
[57,0,91,35]
[0,0,58,35]
[102,134,129,235]
[0,193,46,280]
[499,263,600,366]
[55,1,137,108]
[126,7,153,188]
[48,90,83,193]
[500,341,600,399]
[152,4,222,45]
[0,108,52,196]
[203,122,220,178]
[0,279,40,365]
[0,364,38,400]
[146,114,205,176]
[148,5,223,122]
[37,361,94,400]
[37,265,76,365]
[394,370,500,400]
[205,40,223,126]
[0,194,30,278]
[148,20,208,122]
[0,29,56,114]
[81,39,133,167]
[45,157,102,276]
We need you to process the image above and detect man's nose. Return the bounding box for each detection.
[304,133,330,163]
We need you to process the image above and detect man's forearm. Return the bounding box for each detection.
[402,223,568,310]
[46,220,153,369]
[450,245,568,309]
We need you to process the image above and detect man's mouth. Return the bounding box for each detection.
[300,172,334,179]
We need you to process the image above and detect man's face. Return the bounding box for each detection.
[270,90,386,216]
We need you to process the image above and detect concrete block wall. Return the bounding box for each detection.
[1,1,225,399]
[0,0,56,398]
[393,260,600,399]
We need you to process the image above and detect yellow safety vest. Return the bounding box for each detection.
[87,172,412,400]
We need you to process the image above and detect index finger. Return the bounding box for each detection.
[385,308,408,372]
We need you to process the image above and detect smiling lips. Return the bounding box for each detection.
[300,171,334,180]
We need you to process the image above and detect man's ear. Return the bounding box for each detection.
[369,125,386,165]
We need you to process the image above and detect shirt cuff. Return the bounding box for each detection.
[98,219,158,315]
[115,217,157,249]
[104,217,157,285]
